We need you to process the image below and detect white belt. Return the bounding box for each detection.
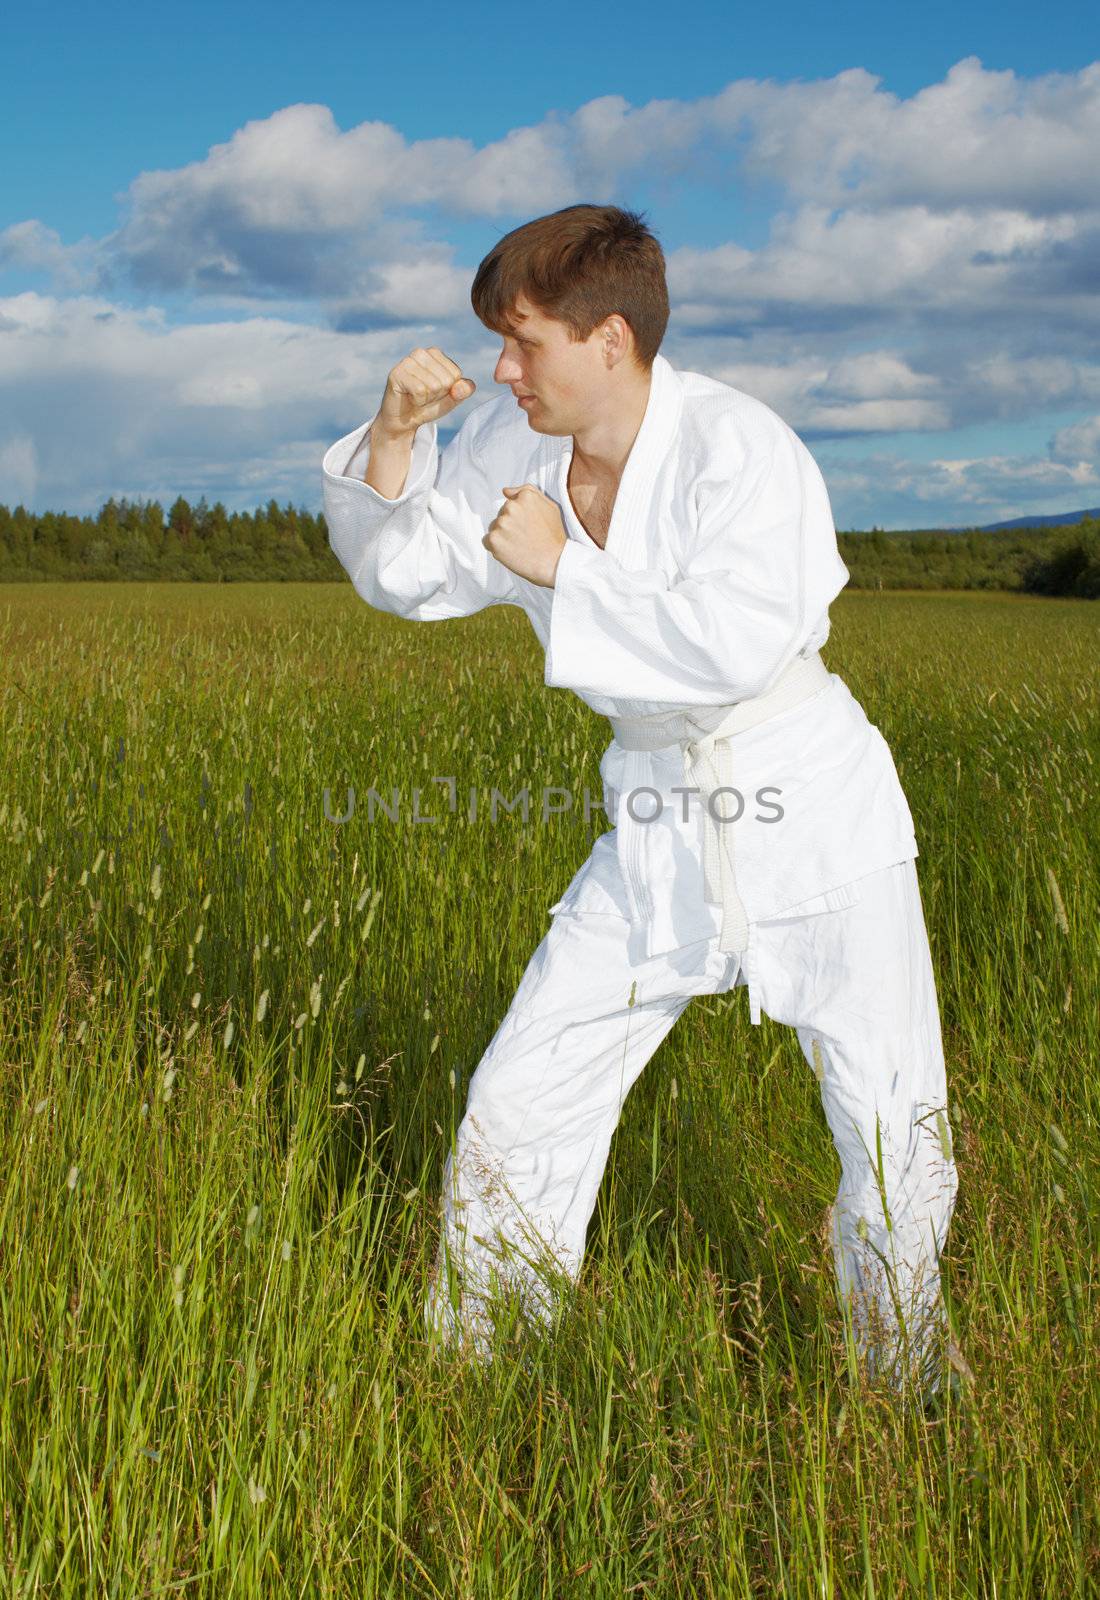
[609,651,832,954]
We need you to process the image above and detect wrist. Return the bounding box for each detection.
[549,538,571,588]
[371,422,418,449]
[363,423,418,496]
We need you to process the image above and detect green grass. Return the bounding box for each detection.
[1,581,1098,1596]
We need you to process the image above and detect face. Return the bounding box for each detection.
[492,293,613,434]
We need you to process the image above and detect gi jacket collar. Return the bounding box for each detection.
[539,351,682,573]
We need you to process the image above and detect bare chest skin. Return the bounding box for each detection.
[566,455,621,551]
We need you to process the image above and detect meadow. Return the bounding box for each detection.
[1,581,1098,1597]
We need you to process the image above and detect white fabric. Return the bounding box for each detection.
[322,352,920,1021]
[610,648,833,955]
[424,857,958,1393]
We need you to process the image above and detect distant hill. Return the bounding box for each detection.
[978,508,1100,532]
[851,508,1100,535]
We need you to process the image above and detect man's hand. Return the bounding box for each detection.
[375,347,476,442]
[483,486,569,588]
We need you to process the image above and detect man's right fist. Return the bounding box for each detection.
[376,347,476,440]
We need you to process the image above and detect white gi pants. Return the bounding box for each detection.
[424,857,959,1393]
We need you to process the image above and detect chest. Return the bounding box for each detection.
[566,458,621,551]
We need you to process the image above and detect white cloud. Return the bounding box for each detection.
[1050,414,1100,466]
[674,347,949,436]
[0,291,492,512]
[822,444,1100,528]
[22,58,1087,309]
[106,104,576,298]
[3,58,1100,525]
[711,58,1100,214]
[964,353,1096,415]
[6,60,1099,350]
[825,352,939,400]
[667,204,1089,333]
[0,220,97,291]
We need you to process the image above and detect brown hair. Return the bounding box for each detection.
[470,204,669,370]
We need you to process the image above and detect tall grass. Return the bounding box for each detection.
[1,581,1098,1596]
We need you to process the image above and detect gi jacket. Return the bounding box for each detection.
[322,352,919,977]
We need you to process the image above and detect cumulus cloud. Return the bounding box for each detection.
[822,443,1100,528]
[1050,413,1100,466]
[0,220,99,291]
[665,205,1100,351]
[669,346,950,438]
[0,290,493,512]
[8,61,1100,340]
[2,57,1100,524]
[102,104,577,298]
[74,57,1100,309]
[709,59,1100,214]
[4,284,1079,525]
[105,95,712,298]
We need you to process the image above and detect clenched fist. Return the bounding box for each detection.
[483,485,568,588]
[376,347,476,441]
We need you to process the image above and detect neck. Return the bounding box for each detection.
[570,363,653,476]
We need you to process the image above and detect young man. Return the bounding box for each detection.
[322,204,960,1395]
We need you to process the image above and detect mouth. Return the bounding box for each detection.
[515,393,537,406]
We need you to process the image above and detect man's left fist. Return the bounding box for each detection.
[483,485,568,588]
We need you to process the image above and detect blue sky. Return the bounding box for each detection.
[1,0,1098,527]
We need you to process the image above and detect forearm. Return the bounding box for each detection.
[322,412,521,621]
[364,425,416,500]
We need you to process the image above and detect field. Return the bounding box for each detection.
[2,581,1098,1596]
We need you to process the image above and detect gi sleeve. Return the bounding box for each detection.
[544,420,850,704]
[321,406,521,620]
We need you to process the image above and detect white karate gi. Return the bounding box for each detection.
[322,352,960,1391]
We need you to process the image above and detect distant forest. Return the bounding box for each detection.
[0,495,1097,597]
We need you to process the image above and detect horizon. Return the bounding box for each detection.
[7,486,1097,540]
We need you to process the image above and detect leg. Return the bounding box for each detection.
[425,907,739,1358]
[754,859,960,1393]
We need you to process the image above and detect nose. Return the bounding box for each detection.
[495,348,522,386]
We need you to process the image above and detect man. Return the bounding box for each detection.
[322,204,960,1396]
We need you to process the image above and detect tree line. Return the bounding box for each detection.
[0,495,1096,596]
[837,521,1100,598]
[0,496,337,583]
